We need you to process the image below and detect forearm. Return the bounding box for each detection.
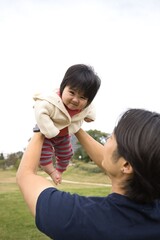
[16,133,54,216]
[75,129,104,170]
[17,133,44,177]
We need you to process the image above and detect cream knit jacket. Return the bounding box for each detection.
[33,89,96,139]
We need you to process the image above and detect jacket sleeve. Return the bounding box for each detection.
[85,103,96,121]
[34,100,60,138]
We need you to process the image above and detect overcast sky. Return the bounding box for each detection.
[0,0,160,154]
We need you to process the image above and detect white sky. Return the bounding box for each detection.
[0,0,160,154]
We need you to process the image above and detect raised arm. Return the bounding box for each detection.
[16,133,54,216]
[75,129,105,170]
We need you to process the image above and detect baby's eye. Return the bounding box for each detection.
[69,90,75,95]
[80,96,88,100]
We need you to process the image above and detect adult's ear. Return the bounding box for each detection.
[121,161,133,174]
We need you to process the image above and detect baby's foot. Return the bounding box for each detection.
[50,170,62,185]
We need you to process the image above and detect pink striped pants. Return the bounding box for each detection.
[40,134,73,172]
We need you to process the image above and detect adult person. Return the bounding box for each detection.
[16,108,160,240]
[33,64,101,184]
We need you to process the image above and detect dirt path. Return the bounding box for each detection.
[62,179,111,186]
[47,177,111,187]
[0,172,111,187]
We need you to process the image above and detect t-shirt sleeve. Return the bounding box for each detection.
[35,187,86,239]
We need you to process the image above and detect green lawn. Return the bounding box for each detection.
[0,166,111,240]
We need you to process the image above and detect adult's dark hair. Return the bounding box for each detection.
[114,108,160,203]
[60,64,101,107]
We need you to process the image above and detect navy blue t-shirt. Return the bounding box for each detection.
[36,187,160,240]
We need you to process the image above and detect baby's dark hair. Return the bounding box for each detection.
[60,64,101,107]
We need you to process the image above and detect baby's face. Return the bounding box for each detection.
[62,86,88,110]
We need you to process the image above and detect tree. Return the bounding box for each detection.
[0,152,6,169]
[73,129,109,162]
[0,153,4,160]
[0,151,23,169]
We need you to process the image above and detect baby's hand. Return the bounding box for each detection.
[84,117,93,123]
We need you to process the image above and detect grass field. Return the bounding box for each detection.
[0,164,111,240]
